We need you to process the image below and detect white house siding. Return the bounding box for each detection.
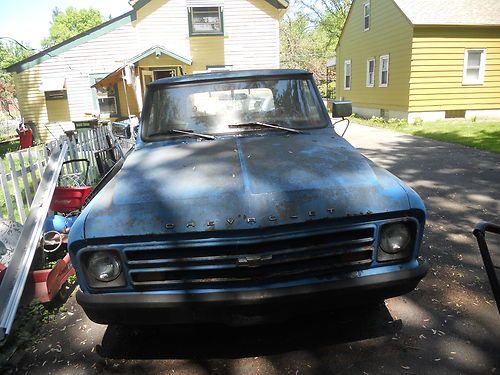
[134,0,191,59]
[13,0,284,136]
[224,0,281,69]
[41,23,137,121]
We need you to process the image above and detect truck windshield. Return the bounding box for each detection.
[142,78,327,139]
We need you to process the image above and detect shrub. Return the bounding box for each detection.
[387,118,408,127]
[318,82,336,99]
[370,116,385,124]
[412,117,423,126]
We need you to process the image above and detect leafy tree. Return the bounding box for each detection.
[41,7,105,48]
[281,14,330,75]
[303,0,352,48]
[0,40,33,119]
[280,0,352,97]
[0,40,32,70]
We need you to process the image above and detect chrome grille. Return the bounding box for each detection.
[124,227,375,291]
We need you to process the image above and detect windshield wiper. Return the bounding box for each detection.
[171,129,216,140]
[149,129,216,140]
[228,121,302,134]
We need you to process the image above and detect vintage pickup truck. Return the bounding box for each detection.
[68,69,428,325]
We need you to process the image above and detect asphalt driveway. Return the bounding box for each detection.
[5,123,500,375]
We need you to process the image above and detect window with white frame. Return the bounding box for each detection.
[379,55,389,87]
[463,49,486,85]
[363,2,370,31]
[189,7,224,36]
[366,58,375,87]
[344,60,352,90]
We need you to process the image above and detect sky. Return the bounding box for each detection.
[0,0,133,50]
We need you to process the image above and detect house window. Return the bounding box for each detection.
[366,59,375,87]
[463,49,486,85]
[97,86,118,117]
[363,2,370,31]
[379,55,389,87]
[344,60,352,90]
[189,7,224,36]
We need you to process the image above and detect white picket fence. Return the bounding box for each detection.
[0,126,120,224]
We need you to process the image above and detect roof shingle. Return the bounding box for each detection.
[393,0,500,26]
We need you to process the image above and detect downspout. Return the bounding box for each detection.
[121,68,134,138]
[121,69,132,121]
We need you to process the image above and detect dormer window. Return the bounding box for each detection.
[189,7,224,36]
[363,2,370,31]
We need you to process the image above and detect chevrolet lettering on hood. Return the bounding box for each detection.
[68,69,428,325]
[166,208,351,230]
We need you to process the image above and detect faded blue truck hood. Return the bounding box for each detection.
[79,130,416,239]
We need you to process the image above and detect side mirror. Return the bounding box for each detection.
[111,121,132,139]
[331,101,352,138]
[332,101,352,118]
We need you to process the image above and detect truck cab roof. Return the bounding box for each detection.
[149,69,312,87]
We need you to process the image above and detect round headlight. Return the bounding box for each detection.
[87,252,122,282]
[380,223,411,254]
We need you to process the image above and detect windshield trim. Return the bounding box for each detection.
[140,76,332,143]
[149,71,313,88]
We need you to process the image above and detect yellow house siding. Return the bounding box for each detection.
[13,67,48,125]
[14,68,75,141]
[137,54,187,68]
[336,0,413,113]
[117,82,140,118]
[46,99,70,123]
[190,36,225,72]
[409,27,500,112]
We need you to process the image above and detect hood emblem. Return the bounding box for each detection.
[238,254,273,268]
[173,207,341,230]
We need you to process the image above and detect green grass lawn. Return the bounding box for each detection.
[350,117,500,153]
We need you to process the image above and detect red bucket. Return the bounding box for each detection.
[18,128,33,149]
[50,186,92,214]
